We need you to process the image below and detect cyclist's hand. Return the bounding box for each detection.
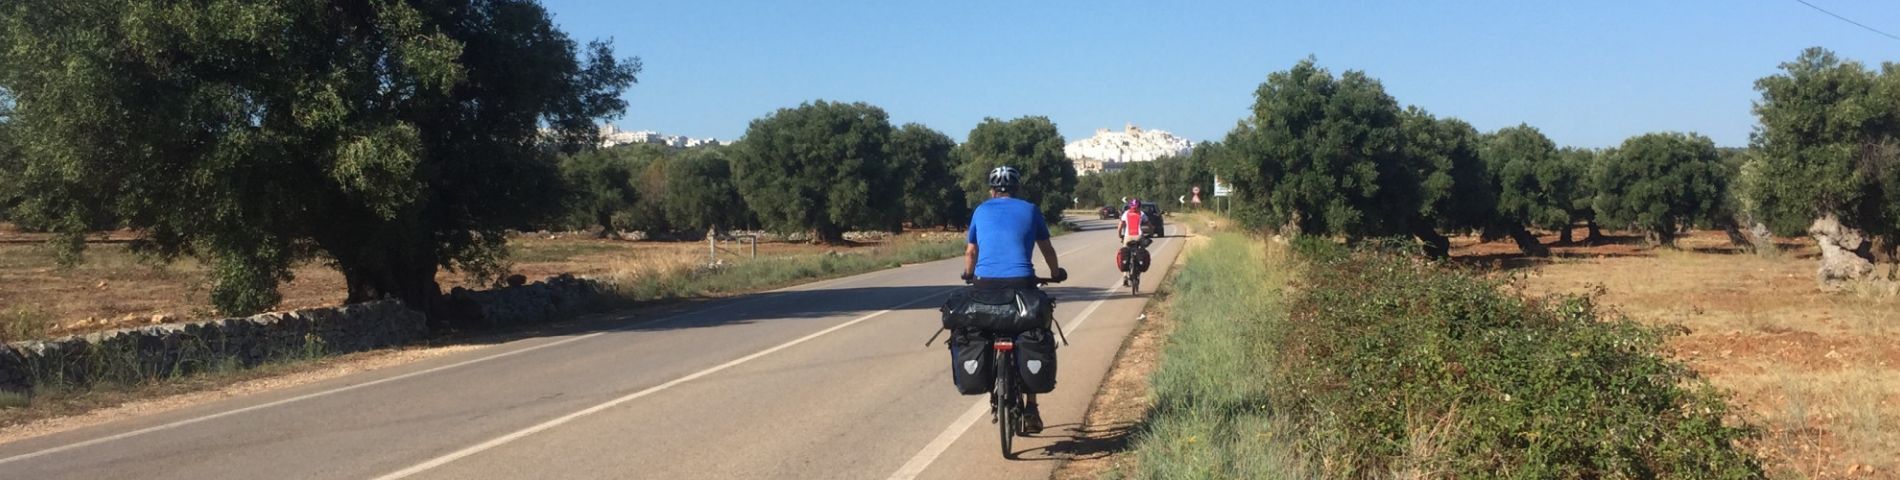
[1050,267,1069,283]
[961,271,975,283]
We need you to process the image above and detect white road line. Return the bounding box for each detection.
[887,399,990,480]
[372,291,953,480]
[0,261,894,465]
[0,332,604,466]
[885,236,1170,480]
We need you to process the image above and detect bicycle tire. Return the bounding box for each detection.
[1131,273,1141,294]
[995,350,1015,458]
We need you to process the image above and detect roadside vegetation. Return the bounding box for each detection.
[1483,230,1900,478]
[1123,232,1762,478]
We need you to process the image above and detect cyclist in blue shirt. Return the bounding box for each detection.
[962,165,1066,433]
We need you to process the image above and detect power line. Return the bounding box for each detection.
[1793,0,1900,41]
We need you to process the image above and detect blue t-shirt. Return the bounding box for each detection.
[967,197,1050,279]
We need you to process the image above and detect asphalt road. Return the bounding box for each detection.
[0,217,1184,480]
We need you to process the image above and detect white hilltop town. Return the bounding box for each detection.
[597,124,724,148]
[1064,123,1193,175]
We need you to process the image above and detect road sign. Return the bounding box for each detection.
[1213,176,1233,197]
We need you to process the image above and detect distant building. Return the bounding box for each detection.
[1064,123,1192,175]
[597,124,721,148]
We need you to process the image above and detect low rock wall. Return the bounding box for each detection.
[447,274,614,327]
[0,275,618,394]
[0,300,425,393]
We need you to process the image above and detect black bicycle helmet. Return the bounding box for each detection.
[987,166,1021,191]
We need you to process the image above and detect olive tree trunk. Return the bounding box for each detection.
[1809,214,1876,288]
[1505,225,1549,257]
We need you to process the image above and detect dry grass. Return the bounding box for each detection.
[1459,229,1900,479]
[0,230,966,341]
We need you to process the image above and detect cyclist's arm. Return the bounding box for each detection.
[964,243,978,277]
[1037,238,1059,274]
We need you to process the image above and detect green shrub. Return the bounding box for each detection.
[1277,243,1760,478]
[1126,234,1763,479]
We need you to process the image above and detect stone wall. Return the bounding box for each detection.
[0,300,425,393]
[0,275,619,394]
[447,274,615,328]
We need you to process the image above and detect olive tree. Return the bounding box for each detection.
[0,0,638,319]
[1594,132,1728,247]
[1402,107,1493,257]
[957,116,1075,224]
[890,123,966,229]
[1480,125,1579,255]
[1747,47,1900,281]
[730,100,901,243]
[664,146,751,234]
[559,147,644,237]
[1556,147,1604,242]
[1219,59,1418,240]
[0,94,17,223]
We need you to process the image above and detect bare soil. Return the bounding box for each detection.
[1457,227,1899,479]
[1051,289,1172,479]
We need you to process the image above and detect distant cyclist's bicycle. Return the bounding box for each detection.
[1119,240,1151,294]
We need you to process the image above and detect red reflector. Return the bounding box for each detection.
[992,340,1015,352]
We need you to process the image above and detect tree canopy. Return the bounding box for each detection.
[1087,145,1218,212]
[1594,132,1728,246]
[890,123,967,229]
[1746,47,1900,242]
[1479,124,1591,254]
[1400,107,1492,256]
[730,100,901,242]
[1220,59,1417,238]
[0,0,638,318]
[1483,125,1572,230]
[0,94,17,223]
[664,146,751,233]
[560,145,651,236]
[958,116,1075,223]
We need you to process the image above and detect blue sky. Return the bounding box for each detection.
[539,0,1898,148]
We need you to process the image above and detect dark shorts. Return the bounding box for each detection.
[972,277,1039,290]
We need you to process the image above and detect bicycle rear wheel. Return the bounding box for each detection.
[994,353,1015,458]
[1131,272,1141,294]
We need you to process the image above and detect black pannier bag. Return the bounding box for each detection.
[940,287,1053,334]
[948,330,994,395]
[1117,245,1152,273]
[1014,328,1058,394]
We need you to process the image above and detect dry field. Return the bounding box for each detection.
[0,227,962,342]
[1454,229,1899,479]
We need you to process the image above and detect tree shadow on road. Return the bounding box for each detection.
[428,282,1126,351]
